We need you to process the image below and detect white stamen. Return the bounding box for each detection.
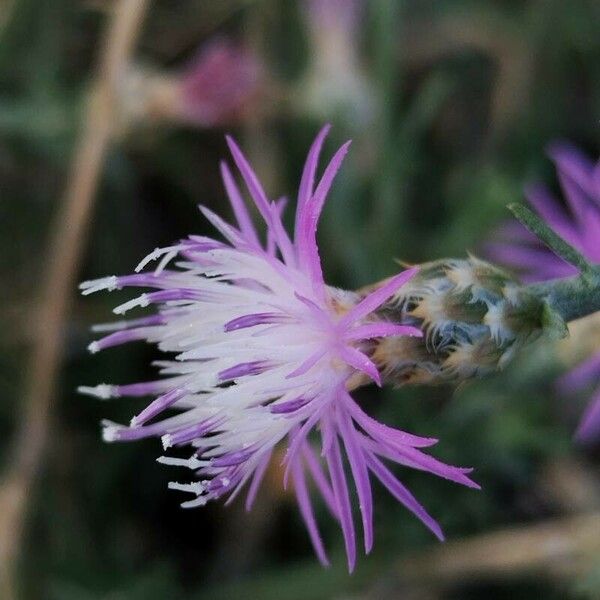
[101,420,123,442]
[135,246,181,273]
[113,293,149,315]
[77,384,117,399]
[80,275,119,295]
[157,455,205,469]
[181,496,208,508]
[155,250,178,275]
[168,480,206,495]
[92,320,130,333]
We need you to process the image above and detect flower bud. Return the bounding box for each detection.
[370,256,567,386]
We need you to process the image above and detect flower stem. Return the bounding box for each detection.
[528,265,600,323]
[507,203,600,322]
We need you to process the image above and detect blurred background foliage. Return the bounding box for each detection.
[1,0,599,598]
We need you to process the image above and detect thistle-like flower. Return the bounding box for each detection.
[79,126,480,570]
[118,39,263,131]
[489,143,600,441]
[176,39,263,127]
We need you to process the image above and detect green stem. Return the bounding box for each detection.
[528,265,600,322]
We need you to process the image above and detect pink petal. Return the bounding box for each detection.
[220,160,260,247]
[345,322,422,341]
[295,124,331,247]
[367,454,444,541]
[198,204,245,248]
[343,392,438,448]
[525,183,578,245]
[556,352,600,394]
[339,268,419,328]
[575,387,600,444]
[286,349,327,379]
[291,459,330,566]
[226,136,296,266]
[302,442,339,519]
[297,141,352,299]
[245,451,272,511]
[338,408,373,553]
[323,418,356,572]
[339,346,381,386]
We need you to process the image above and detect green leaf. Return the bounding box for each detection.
[508,203,595,279]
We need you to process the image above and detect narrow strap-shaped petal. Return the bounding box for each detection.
[302,442,339,519]
[198,205,246,248]
[283,406,326,488]
[367,453,444,541]
[548,143,597,201]
[266,197,287,256]
[225,135,272,220]
[345,322,422,341]
[579,203,600,260]
[525,183,578,245]
[267,198,296,265]
[342,391,439,448]
[291,459,330,566]
[339,268,418,328]
[338,407,373,553]
[220,160,261,247]
[295,125,331,252]
[226,136,296,266]
[131,388,187,426]
[293,292,332,329]
[368,437,480,489]
[575,387,600,443]
[245,450,271,511]
[323,417,356,572]
[549,144,598,230]
[339,346,381,386]
[556,351,600,394]
[286,349,327,379]
[296,141,352,299]
[485,242,575,279]
[88,327,156,353]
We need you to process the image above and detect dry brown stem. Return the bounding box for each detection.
[397,512,600,585]
[0,1,149,598]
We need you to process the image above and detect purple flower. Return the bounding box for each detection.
[488,143,600,442]
[80,126,478,570]
[177,39,263,127]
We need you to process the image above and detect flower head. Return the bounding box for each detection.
[177,39,263,127]
[298,0,375,127]
[488,143,600,441]
[80,126,478,570]
[120,39,263,131]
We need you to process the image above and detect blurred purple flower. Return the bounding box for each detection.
[298,0,375,127]
[80,126,478,570]
[176,38,263,127]
[488,143,600,442]
[118,39,264,131]
[305,0,362,35]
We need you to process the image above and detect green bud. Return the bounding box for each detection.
[370,256,567,387]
